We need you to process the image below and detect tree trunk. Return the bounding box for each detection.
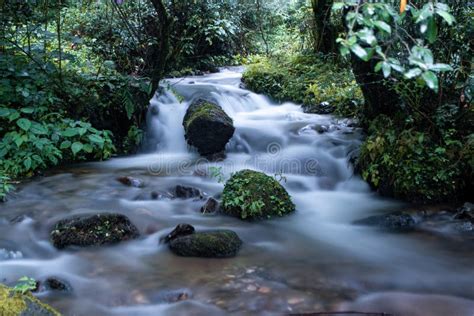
[311,0,335,55]
[148,0,172,97]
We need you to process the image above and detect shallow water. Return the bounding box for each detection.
[1,68,473,316]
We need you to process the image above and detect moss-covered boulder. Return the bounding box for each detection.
[0,284,61,316]
[222,169,295,220]
[182,99,235,156]
[169,230,242,258]
[50,213,139,249]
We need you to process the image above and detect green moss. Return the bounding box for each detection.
[242,54,363,117]
[0,284,61,316]
[183,101,219,130]
[222,169,295,220]
[169,230,242,258]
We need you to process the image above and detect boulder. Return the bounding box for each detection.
[353,212,416,231]
[182,99,235,156]
[175,185,202,199]
[222,169,295,220]
[160,224,195,244]
[44,278,72,293]
[200,197,220,214]
[169,230,242,258]
[0,284,60,316]
[50,213,139,249]
[117,176,144,188]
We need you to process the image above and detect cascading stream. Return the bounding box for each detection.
[0,67,473,316]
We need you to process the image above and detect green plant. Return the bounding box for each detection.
[333,1,455,92]
[12,277,37,295]
[209,166,225,184]
[242,54,363,116]
[0,174,13,202]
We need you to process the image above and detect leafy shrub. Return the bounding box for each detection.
[0,106,115,179]
[358,114,472,203]
[242,54,363,117]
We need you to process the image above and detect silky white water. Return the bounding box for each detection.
[0,68,473,316]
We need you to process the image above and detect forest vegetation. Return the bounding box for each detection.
[1,0,472,204]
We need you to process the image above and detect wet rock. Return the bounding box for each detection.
[50,213,140,249]
[150,105,159,116]
[117,176,144,188]
[0,284,61,316]
[304,101,334,114]
[44,278,68,292]
[353,212,416,231]
[222,169,295,220]
[454,202,474,222]
[201,197,220,214]
[169,230,242,258]
[175,185,202,199]
[44,277,72,293]
[149,289,192,303]
[160,223,195,244]
[182,99,235,156]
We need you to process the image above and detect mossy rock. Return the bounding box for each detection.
[169,230,242,258]
[0,284,61,316]
[222,169,295,220]
[182,99,235,156]
[50,213,139,249]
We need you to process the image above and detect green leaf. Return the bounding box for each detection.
[374,61,383,72]
[83,144,93,153]
[24,157,32,170]
[421,71,439,91]
[30,123,48,135]
[430,63,453,72]
[60,141,71,149]
[382,62,391,78]
[8,111,20,122]
[350,44,369,61]
[436,10,455,25]
[17,118,31,131]
[71,142,83,155]
[0,108,9,117]
[20,107,35,114]
[405,68,423,79]
[426,18,438,44]
[374,21,391,34]
[88,134,104,144]
[62,128,78,137]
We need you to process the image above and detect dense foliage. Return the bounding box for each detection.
[243,54,363,117]
[338,1,473,202]
[242,1,472,203]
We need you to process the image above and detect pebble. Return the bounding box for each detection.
[258,286,271,294]
[288,297,304,305]
[246,285,257,291]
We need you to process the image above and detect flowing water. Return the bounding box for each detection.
[1,68,473,316]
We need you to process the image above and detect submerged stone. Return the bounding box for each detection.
[175,185,202,199]
[0,284,61,316]
[50,213,140,249]
[169,230,242,258]
[182,99,235,156]
[222,169,295,220]
[201,197,220,214]
[353,212,416,231]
